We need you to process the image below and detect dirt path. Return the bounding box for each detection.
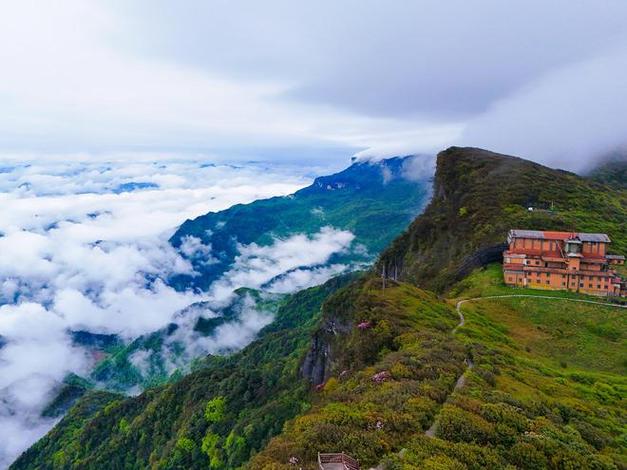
[425,299,472,437]
[425,294,625,438]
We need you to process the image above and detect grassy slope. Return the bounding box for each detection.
[250,280,466,469]
[253,268,626,469]
[451,264,626,374]
[378,147,627,292]
[386,265,626,469]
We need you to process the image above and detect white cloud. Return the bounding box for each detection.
[0,157,312,466]
[267,264,349,294]
[179,235,217,265]
[210,226,355,300]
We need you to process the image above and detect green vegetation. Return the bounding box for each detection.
[12,147,627,469]
[11,274,357,470]
[86,289,284,392]
[450,263,624,302]
[251,271,627,469]
[588,158,627,190]
[251,280,465,469]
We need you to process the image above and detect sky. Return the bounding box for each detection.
[1,0,627,170]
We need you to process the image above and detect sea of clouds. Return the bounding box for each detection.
[0,155,361,467]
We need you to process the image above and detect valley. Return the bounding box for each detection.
[9,147,627,469]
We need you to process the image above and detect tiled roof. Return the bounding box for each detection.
[509,229,611,243]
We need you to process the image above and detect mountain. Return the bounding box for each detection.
[34,156,432,402]
[587,151,627,190]
[11,148,627,469]
[86,288,284,392]
[169,156,431,291]
[377,147,627,292]
[11,273,359,470]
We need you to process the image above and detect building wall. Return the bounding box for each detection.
[503,234,623,296]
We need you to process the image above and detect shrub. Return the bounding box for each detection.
[508,442,547,469]
[175,437,195,453]
[437,406,495,445]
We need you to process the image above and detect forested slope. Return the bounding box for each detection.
[12,148,627,469]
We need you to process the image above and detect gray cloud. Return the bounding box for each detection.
[460,44,627,172]
[2,1,627,166]
[116,0,627,120]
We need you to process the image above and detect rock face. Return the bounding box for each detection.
[300,310,355,386]
[454,243,508,280]
[300,331,331,386]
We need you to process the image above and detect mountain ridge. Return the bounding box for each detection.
[377,146,627,292]
[169,155,431,292]
[10,147,627,470]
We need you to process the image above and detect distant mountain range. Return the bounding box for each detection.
[39,156,432,413]
[12,148,627,470]
[169,156,431,291]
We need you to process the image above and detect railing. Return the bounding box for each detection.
[318,452,360,470]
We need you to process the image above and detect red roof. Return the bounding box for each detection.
[542,231,576,240]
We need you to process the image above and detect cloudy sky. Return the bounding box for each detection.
[1,1,627,466]
[1,0,627,169]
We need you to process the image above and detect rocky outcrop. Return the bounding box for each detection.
[454,243,507,281]
[300,331,330,386]
[300,317,352,385]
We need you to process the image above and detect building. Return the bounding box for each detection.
[503,230,625,296]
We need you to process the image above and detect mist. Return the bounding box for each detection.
[0,158,321,466]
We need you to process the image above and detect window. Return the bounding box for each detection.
[579,283,584,288]
[546,281,550,285]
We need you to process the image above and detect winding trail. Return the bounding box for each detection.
[425,294,625,438]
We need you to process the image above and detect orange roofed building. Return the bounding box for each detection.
[503,230,625,296]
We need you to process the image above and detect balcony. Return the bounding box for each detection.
[318,452,360,470]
